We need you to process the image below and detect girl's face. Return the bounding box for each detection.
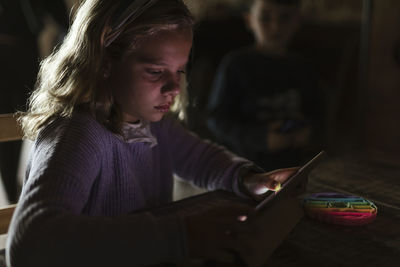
[109,29,192,123]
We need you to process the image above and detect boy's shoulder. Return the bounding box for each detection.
[222,46,260,63]
[220,46,272,72]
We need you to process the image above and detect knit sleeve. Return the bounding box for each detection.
[6,115,186,267]
[159,116,263,197]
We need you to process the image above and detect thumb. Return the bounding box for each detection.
[268,167,299,183]
[246,178,281,195]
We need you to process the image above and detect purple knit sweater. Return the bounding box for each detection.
[6,112,257,267]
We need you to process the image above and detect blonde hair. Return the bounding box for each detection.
[20,0,194,139]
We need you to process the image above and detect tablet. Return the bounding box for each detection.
[255,151,327,212]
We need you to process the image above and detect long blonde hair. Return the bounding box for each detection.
[20,0,194,139]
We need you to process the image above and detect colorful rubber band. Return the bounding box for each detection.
[303,192,377,226]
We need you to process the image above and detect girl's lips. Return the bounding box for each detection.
[154,104,171,113]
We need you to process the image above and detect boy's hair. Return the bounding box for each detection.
[244,0,301,11]
[268,0,300,5]
[20,0,194,139]
[255,0,300,5]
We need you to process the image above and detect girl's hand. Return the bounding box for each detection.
[183,203,265,267]
[242,167,299,201]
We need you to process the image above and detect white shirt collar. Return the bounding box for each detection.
[120,120,158,147]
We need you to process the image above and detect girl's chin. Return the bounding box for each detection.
[147,113,166,122]
[123,112,165,123]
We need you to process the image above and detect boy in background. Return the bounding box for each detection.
[207,0,325,171]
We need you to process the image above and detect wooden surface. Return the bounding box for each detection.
[266,153,400,267]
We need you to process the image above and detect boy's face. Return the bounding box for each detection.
[110,29,192,123]
[247,0,300,51]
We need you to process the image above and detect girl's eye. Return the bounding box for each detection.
[146,69,163,76]
[145,69,163,81]
[178,70,186,75]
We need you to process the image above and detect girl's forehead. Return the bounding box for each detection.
[122,29,192,63]
[116,28,192,59]
[135,28,192,48]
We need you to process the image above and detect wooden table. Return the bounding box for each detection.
[2,152,394,267]
[266,153,400,267]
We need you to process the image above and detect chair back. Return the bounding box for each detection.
[0,113,22,234]
[0,113,23,142]
[0,204,17,234]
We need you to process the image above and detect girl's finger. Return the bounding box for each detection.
[269,167,299,183]
[249,178,280,195]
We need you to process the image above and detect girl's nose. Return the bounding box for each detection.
[161,75,180,96]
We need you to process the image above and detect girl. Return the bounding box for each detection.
[7,0,298,266]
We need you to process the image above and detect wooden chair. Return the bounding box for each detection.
[0,113,23,142]
[0,204,16,235]
[0,113,22,234]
